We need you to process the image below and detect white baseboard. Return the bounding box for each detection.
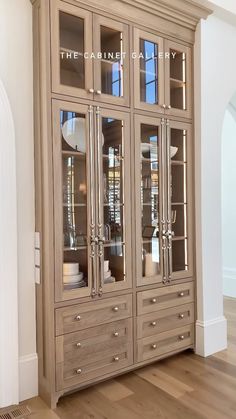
[195,316,227,357]
[223,268,236,298]
[19,353,38,401]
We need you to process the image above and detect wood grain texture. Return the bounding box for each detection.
[20,297,235,419]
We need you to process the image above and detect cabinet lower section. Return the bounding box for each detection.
[53,282,195,401]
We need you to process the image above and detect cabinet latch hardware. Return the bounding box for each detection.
[113,306,119,312]
[113,356,119,362]
[151,344,157,349]
[75,315,81,321]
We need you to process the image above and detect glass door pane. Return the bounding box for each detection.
[51,1,93,99]
[135,116,163,286]
[134,29,164,113]
[53,101,93,301]
[93,15,129,106]
[165,40,191,118]
[169,122,193,279]
[97,110,131,293]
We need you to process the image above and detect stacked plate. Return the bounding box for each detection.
[63,263,86,289]
[104,260,115,284]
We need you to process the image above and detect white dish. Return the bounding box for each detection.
[140,143,178,159]
[104,270,111,279]
[104,260,109,272]
[64,280,86,290]
[62,117,86,152]
[63,272,84,284]
[104,276,116,284]
[63,263,79,276]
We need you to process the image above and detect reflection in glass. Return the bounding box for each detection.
[101,26,124,97]
[140,124,160,277]
[60,110,88,290]
[59,12,85,88]
[140,39,158,104]
[102,117,125,285]
[170,49,187,110]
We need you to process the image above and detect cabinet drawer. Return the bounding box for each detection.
[56,341,133,390]
[137,282,194,315]
[55,294,132,336]
[137,303,194,339]
[56,318,132,363]
[137,324,194,362]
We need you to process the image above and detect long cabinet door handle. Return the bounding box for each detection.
[88,106,97,298]
[161,118,168,284]
[166,120,172,282]
[96,106,103,297]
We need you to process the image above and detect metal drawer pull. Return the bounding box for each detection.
[179,292,185,297]
[151,298,157,304]
[113,356,119,362]
[76,368,82,374]
[179,314,184,319]
[151,344,157,349]
[88,88,94,93]
[113,306,119,312]
[113,332,119,337]
[76,342,81,348]
[75,315,81,321]
[167,105,171,109]
[96,90,102,95]
[150,321,157,327]
[179,335,185,340]
[162,104,167,109]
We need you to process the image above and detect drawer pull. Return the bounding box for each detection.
[113,356,119,362]
[76,342,81,348]
[178,292,185,297]
[179,314,184,319]
[151,298,157,304]
[151,344,157,349]
[75,315,81,321]
[113,306,119,312]
[76,368,82,374]
[113,331,119,337]
[179,335,185,340]
[150,321,157,327]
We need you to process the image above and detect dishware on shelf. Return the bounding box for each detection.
[63,262,79,276]
[145,253,159,277]
[63,272,84,284]
[104,260,109,272]
[62,117,86,152]
[104,224,111,242]
[104,270,111,280]
[140,143,178,160]
[103,276,115,284]
[170,146,178,159]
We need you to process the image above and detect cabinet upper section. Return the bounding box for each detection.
[48,0,212,119]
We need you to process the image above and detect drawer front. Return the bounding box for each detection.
[137,282,194,315]
[56,318,132,363]
[137,303,194,339]
[55,294,132,336]
[56,342,133,390]
[137,324,194,362]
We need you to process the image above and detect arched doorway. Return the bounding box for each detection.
[0,79,19,407]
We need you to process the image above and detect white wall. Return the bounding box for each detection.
[0,0,37,402]
[195,14,236,356]
[222,108,236,298]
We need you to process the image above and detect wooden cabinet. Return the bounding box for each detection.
[32,0,210,408]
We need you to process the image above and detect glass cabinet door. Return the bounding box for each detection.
[95,108,132,294]
[166,120,193,280]
[135,115,164,286]
[51,0,93,99]
[53,100,95,301]
[93,15,130,107]
[133,28,164,113]
[165,40,192,119]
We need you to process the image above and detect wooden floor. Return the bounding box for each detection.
[12,298,236,418]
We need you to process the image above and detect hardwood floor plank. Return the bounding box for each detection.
[96,379,134,401]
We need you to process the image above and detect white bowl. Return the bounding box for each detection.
[63,263,79,276]
[63,272,84,284]
[104,260,109,272]
[170,146,178,159]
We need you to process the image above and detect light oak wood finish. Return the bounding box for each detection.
[137,281,194,315]
[137,302,194,338]
[55,294,132,335]
[31,0,212,408]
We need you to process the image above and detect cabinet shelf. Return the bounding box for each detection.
[62,150,86,157]
[64,245,87,251]
[171,160,186,165]
[172,236,187,241]
[63,203,86,207]
[172,202,187,206]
